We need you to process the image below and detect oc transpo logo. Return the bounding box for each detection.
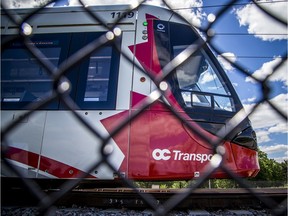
[152,149,171,161]
[152,149,213,163]
[156,23,166,32]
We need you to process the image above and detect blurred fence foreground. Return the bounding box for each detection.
[1,0,287,215]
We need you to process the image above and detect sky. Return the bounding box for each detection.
[199,0,288,163]
[3,0,288,162]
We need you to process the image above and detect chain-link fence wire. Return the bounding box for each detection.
[1,0,287,215]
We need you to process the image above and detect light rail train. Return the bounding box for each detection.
[1,4,259,181]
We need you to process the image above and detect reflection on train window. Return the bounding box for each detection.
[1,46,60,105]
[174,46,235,112]
[84,47,112,102]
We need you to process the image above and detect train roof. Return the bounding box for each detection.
[0,4,177,34]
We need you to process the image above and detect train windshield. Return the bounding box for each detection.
[173,47,234,112]
[153,20,237,114]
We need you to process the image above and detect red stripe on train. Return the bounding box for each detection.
[5,146,96,179]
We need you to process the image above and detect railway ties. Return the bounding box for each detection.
[2,187,287,215]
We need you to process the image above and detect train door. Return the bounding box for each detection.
[38,32,125,179]
[127,7,175,179]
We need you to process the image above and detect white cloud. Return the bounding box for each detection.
[260,144,288,154]
[163,0,204,27]
[217,52,237,72]
[260,144,288,162]
[256,130,272,143]
[244,93,288,143]
[242,97,257,104]
[247,97,256,103]
[274,156,287,163]
[2,0,42,8]
[268,123,288,134]
[246,57,288,86]
[200,71,216,84]
[235,0,288,41]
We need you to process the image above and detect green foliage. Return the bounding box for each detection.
[209,179,238,189]
[280,160,288,181]
[255,149,287,182]
[135,181,190,189]
[170,181,190,188]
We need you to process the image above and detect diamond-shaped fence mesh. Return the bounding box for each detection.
[1,0,287,215]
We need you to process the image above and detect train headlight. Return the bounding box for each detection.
[232,126,257,150]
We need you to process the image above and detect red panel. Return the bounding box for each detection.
[39,154,95,178]
[100,111,129,173]
[128,110,151,178]
[5,147,96,178]
[128,100,220,180]
[148,111,213,179]
[127,95,259,180]
[128,14,161,77]
[230,143,260,177]
[6,146,39,169]
[131,91,149,108]
[182,121,217,150]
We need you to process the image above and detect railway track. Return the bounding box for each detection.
[2,187,287,215]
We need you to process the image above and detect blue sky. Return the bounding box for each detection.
[4,0,287,162]
[200,0,287,162]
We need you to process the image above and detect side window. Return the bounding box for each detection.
[1,33,120,110]
[84,47,112,102]
[74,33,120,109]
[1,35,70,109]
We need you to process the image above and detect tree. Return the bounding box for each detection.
[280,160,288,182]
[255,149,287,182]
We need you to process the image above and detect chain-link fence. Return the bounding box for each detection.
[1,0,287,215]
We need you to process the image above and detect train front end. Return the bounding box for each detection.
[126,5,260,180]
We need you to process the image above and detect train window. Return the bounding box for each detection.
[84,47,112,102]
[74,32,120,109]
[1,48,57,102]
[1,32,120,110]
[1,35,70,109]
[214,95,234,111]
